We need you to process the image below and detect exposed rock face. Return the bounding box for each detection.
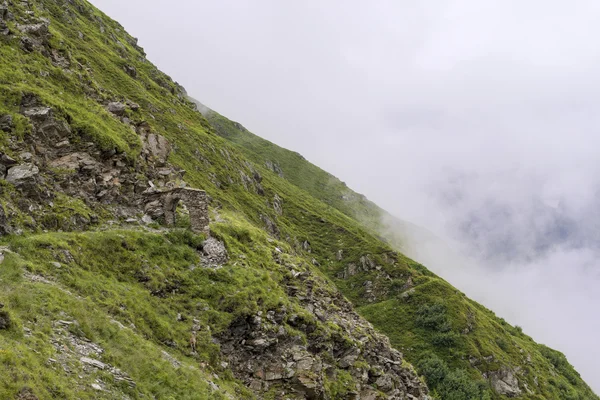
[260,213,280,238]
[489,367,521,397]
[201,237,228,267]
[6,163,39,185]
[50,319,136,389]
[265,160,284,177]
[0,114,12,132]
[124,64,137,77]
[107,101,126,116]
[0,310,10,330]
[16,17,51,52]
[273,194,283,215]
[49,152,100,172]
[217,269,429,399]
[337,262,358,279]
[139,122,171,165]
[15,388,39,400]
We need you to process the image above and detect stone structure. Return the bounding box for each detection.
[144,188,209,233]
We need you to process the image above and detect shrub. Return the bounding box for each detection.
[432,331,460,348]
[417,354,491,400]
[416,303,450,332]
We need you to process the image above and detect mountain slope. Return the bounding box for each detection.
[0,0,595,399]
[194,107,598,399]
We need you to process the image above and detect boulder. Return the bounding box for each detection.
[489,367,521,397]
[124,65,137,77]
[16,20,49,37]
[49,152,100,173]
[6,163,39,185]
[201,237,228,267]
[0,310,10,329]
[22,106,52,121]
[107,102,126,116]
[0,153,17,166]
[143,133,171,165]
[0,114,12,132]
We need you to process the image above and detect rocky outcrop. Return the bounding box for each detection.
[488,367,521,397]
[138,122,171,165]
[217,267,429,399]
[107,101,126,116]
[265,160,284,177]
[0,114,12,132]
[260,213,280,238]
[50,319,136,390]
[0,303,10,330]
[200,237,228,267]
[273,194,283,215]
[5,163,39,185]
[0,94,212,233]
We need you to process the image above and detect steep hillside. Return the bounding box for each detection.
[0,1,596,399]
[196,108,598,398]
[195,102,440,262]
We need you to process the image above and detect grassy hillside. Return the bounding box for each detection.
[196,110,597,398]
[0,0,596,399]
[198,105,387,231]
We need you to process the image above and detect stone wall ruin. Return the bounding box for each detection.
[144,188,209,234]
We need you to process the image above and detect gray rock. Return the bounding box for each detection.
[80,357,108,370]
[338,263,358,279]
[107,102,126,116]
[124,65,137,77]
[260,214,280,238]
[54,140,70,148]
[49,153,99,172]
[0,114,12,132]
[17,20,49,37]
[0,310,11,329]
[375,374,394,392]
[489,367,521,397]
[22,107,51,121]
[273,194,283,215]
[161,350,182,368]
[19,152,33,161]
[0,153,17,166]
[265,160,284,177]
[142,132,171,165]
[338,352,359,368]
[302,240,311,253]
[360,255,375,271]
[201,237,228,267]
[6,163,39,185]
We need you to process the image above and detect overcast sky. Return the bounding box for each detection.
[91,0,600,390]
